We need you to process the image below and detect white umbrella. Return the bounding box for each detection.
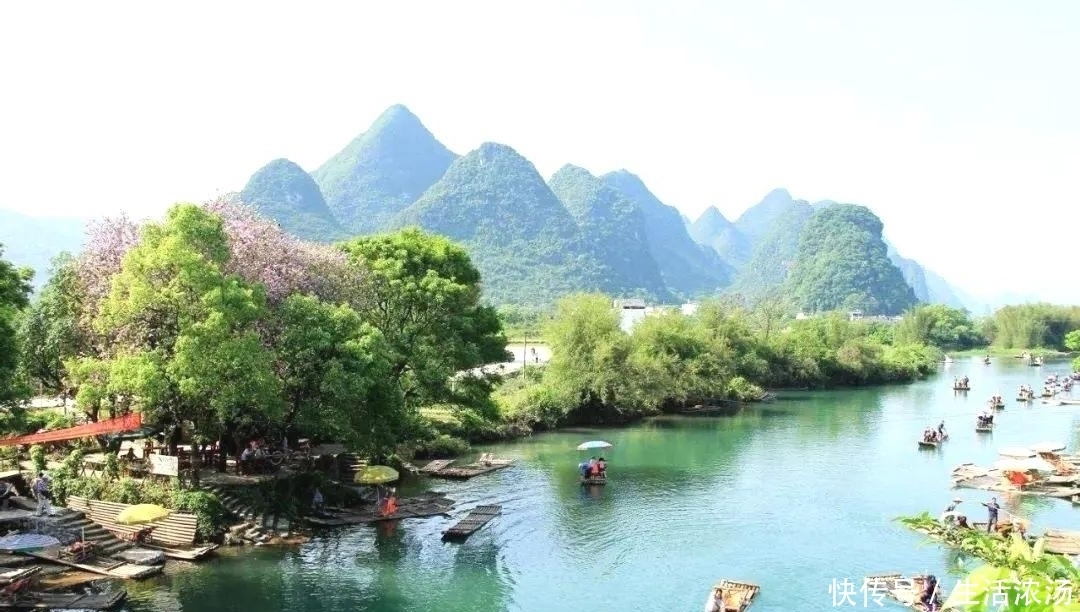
[994,457,1055,472]
[999,447,1036,459]
[1031,441,1066,453]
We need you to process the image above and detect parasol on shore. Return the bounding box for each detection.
[575,441,613,451]
[354,465,399,485]
[116,504,172,525]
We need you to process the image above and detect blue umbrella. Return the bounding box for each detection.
[576,440,613,451]
[0,533,60,551]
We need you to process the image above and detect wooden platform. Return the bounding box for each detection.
[704,579,759,612]
[427,454,513,480]
[306,492,453,527]
[0,589,126,610]
[16,550,161,580]
[1042,529,1080,555]
[67,496,198,548]
[442,505,501,542]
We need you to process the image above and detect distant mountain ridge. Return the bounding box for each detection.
[1,104,971,311]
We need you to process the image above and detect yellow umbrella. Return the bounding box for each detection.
[354,465,399,485]
[115,503,172,525]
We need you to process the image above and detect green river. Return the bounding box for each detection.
[112,357,1080,611]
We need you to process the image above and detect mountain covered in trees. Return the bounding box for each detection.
[241,159,346,242]
[2,104,966,312]
[312,105,457,234]
[687,189,965,312]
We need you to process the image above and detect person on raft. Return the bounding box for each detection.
[920,575,942,611]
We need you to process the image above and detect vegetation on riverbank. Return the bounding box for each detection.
[486,293,938,429]
[2,202,1079,471]
[899,513,1080,611]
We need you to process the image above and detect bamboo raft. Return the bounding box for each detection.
[917,440,940,449]
[581,476,607,486]
[141,542,218,560]
[442,505,501,542]
[953,386,970,392]
[0,589,126,610]
[426,454,514,480]
[0,567,39,584]
[704,579,759,612]
[419,459,455,474]
[975,424,993,433]
[16,550,162,580]
[864,573,938,611]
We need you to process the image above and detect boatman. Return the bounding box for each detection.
[983,497,1000,533]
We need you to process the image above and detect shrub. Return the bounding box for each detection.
[413,434,470,459]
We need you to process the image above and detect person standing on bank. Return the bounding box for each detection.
[983,497,1000,533]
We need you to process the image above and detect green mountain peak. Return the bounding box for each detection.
[240,158,346,242]
[312,104,457,233]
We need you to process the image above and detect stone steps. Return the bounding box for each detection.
[202,485,290,536]
[15,501,134,557]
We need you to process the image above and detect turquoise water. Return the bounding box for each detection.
[115,357,1080,611]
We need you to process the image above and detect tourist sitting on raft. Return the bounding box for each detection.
[977,412,993,427]
[704,585,741,612]
[923,427,945,443]
[920,575,942,611]
[578,456,607,481]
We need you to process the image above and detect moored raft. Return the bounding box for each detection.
[442,505,501,542]
[0,588,126,610]
[703,579,759,612]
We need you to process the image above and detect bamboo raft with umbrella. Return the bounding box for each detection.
[576,441,611,484]
[306,492,454,526]
[424,454,514,479]
[703,579,759,612]
[442,505,501,542]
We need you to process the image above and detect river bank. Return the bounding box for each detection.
[96,355,1080,612]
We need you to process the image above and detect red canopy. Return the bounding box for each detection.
[0,413,143,447]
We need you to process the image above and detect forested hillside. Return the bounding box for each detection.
[784,204,918,315]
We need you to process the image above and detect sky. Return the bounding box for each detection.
[1,0,1078,303]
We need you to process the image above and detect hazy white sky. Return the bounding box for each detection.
[2,0,1077,303]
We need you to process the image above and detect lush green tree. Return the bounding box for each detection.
[985,304,1080,350]
[270,294,401,454]
[625,311,730,408]
[0,244,32,408]
[896,304,985,350]
[541,293,633,416]
[94,204,282,465]
[1066,330,1080,371]
[18,254,84,392]
[339,228,508,409]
